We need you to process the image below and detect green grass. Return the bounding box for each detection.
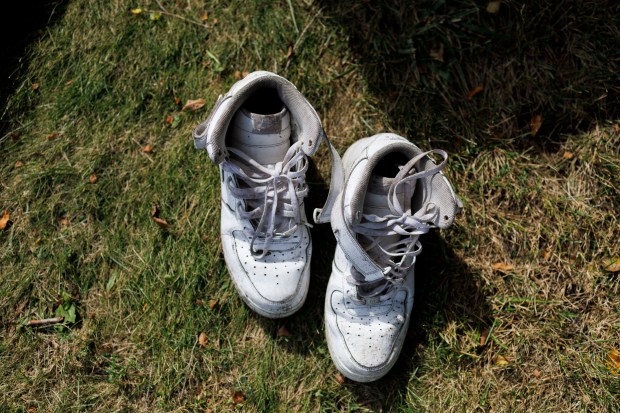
[1,0,619,411]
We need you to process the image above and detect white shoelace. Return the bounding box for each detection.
[349,150,449,300]
[223,141,309,258]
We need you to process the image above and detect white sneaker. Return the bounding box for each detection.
[325,133,461,381]
[193,71,341,319]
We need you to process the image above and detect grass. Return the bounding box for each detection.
[0,0,619,411]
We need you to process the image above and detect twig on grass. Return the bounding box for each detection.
[150,0,208,29]
[27,317,64,327]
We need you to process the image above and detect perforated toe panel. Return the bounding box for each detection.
[233,229,310,302]
[330,290,407,368]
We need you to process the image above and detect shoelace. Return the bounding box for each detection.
[348,150,449,300]
[223,141,309,258]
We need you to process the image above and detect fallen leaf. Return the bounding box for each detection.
[46,132,59,141]
[543,249,552,261]
[65,79,74,87]
[494,354,511,366]
[153,216,169,229]
[533,369,541,378]
[234,70,242,80]
[31,82,40,91]
[151,205,169,229]
[277,326,291,337]
[242,71,249,78]
[59,217,69,226]
[562,151,574,160]
[486,1,501,14]
[478,328,489,348]
[208,299,218,309]
[165,115,174,124]
[14,161,24,168]
[466,85,484,101]
[198,332,208,347]
[182,98,207,111]
[142,144,154,153]
[336,373,346,385]
[173,96,181,105]
[0,211,10,231]
[130,8,143,15]
[196,299,204,305]
[232,390,245,404]
[607,348,620,374]
[143,303,148,311]
[492,262,514,271]
[430,43,444,62]
[530,114,542,137]
[603,257,620,273]
[200,12,209,21]
[89,174,98,184]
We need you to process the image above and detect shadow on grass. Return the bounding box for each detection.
[317,0,620,152]
[0,0,68,136]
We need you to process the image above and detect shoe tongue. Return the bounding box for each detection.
[229,107,291,166]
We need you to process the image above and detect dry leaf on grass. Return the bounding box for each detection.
[65,79,74,87]
[142,144,154,153]
[31,83,40,91]
[486,1,501,14]
[151,205,170,229]
[198,332,208,347]
[530,114,542,137]
[492,262,514,271]
[562,151,574,160]
[200,12,209,21]
[182,98,206,111]
[478,328,489,348]
[276,326,291,337]
[14,161,24,168]
[493,354,511,366]
[46,132,59,141]
[232,390,245,404]
[208,299,218,309]
[543,249,552,261]
[336,373,346,385]
[607,348,620,374]
[533,369,541,378]
[603,257,620,272]
[59,217,69,226]
[0,211,10,231]
[89,174,98,184]
[466,85,484,101]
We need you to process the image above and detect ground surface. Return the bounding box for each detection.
[1,0,619,412]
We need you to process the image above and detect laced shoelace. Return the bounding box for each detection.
[223,141,309,258]
[348,150,448,301]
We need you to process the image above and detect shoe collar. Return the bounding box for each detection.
[193,71,323,164]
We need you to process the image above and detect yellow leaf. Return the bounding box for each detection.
[130,8,143,15]
[0,211,10,231]
[492,262,514,271]
[494,354,511,366]
[208,299,218,309]
[604,257,620,273]
[182,98,207,111]
[607,348,620,374]
[200,12,209,21]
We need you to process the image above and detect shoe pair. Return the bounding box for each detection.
[193,71,461,382]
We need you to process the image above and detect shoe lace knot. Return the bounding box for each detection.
[223,141,309,258]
